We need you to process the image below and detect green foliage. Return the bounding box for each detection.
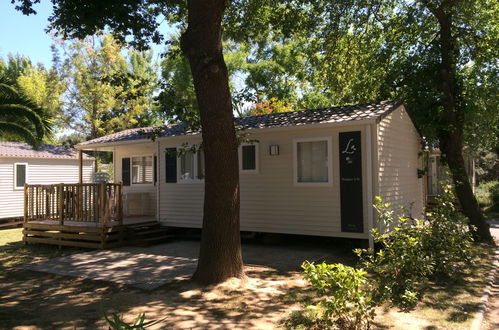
[61,34,161,139]
[475,150,499,183]
[476,181,499,211]
[356,193,475,308]
[424,184,475,277]
[1,53,65,132]
[301,261,375,329]
[157,38,199,127]
[356,199,433,308]
[0,74,52,146]
[103,310,163,330]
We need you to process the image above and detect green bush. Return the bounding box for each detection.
[301,261,376,329]
[424,184,474,277]
[475,181,499,209]
[356,198,433,308]
[356,190,475,308]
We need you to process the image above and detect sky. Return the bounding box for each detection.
[0,1,168,67]
[0,1,55,66]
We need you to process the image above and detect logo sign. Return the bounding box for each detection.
[339,131,364,233]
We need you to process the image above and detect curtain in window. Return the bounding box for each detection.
[297,141,328,182]
[132,156,153,184]
[180,153,195,180]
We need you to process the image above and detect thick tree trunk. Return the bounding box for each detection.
[431,1,492,243]
[180,0,245,284]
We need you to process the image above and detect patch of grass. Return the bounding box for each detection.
[374,243,495,329]
[0,228,85,268]
[282,244,495,329]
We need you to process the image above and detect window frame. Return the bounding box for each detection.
[293,136,333,187]
[13,162,28,190]
[239,142,259,174]
[130,154,154,185]
[177,148,205,184]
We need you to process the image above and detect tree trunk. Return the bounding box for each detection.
[180,0,245,284]
[431,1,492,243]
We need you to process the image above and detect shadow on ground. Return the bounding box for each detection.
[0,234,354,329]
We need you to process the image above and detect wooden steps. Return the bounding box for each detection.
[126,221,172,247]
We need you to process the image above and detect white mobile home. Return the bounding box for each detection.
[76,101,425,242]
[0,142,94,219]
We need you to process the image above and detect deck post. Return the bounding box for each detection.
[23,184,28,223]
[78,150,83,184]
[78,150,83,220]
[118,182,123,226]
[59,183,65,225]
[99,183,108,227]
[23,184,28,245]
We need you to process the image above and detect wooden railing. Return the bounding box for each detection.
[24,183,123,226]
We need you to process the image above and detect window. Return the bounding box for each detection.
[239,143,258,172]
[14,163,27,189]
[294,138,332,185]
[131,156,153,184]
[179,150,205,182]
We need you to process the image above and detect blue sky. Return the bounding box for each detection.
[0,1,55,65]
[0,1,169,66]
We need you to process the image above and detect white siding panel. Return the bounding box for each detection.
[0,158,93,219]
[158,125,371,239]
[377,106,424,223]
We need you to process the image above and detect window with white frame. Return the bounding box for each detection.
[179,150,205,182]
[295,138,331,185]
[239,143,258,172]
[14,163,28,189]
[131,156,153,184]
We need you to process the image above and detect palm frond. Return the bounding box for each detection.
[0,121,38,147]
[0,104,46,138]
[0,74,53,145]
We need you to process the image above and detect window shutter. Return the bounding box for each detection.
[165,148,177,183]
[242,145,256,170]
[154,155,158,184]
[122,157,130,186]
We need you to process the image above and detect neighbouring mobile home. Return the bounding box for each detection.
[75,100,425,244]
[0,142,94,220]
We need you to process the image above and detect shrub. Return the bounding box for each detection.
[355,198,433,308]
[475,181,499,209]
[356,190,475,308]
[424,184,474,277]
[301,261,376,329]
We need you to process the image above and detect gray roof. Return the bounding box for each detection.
[78,100,402,147]
[0,142,93,160]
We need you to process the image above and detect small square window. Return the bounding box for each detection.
[242,145,256,170]
[240,143,258,172]
[294,138,332,185]
[131,156,153,184]
[14,163,27,189]
[178,148,204,183]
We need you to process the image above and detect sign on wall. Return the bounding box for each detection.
[339,131,364,233]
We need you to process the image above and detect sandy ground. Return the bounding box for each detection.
[0,237,354,329]
[20,241,337,290]
[482,221,499,330]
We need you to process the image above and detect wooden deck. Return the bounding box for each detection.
[22,183,159,249]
